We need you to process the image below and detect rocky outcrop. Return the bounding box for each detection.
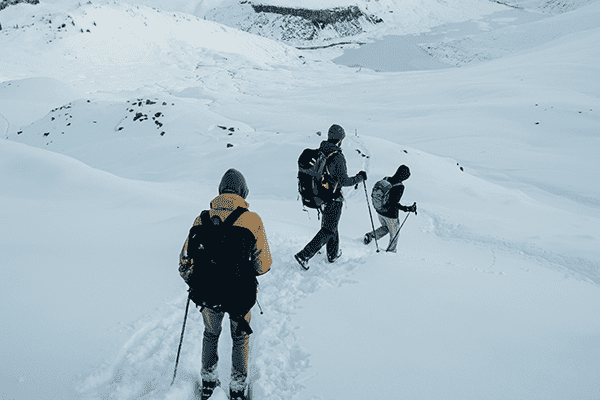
[206,1,383,45]
[250,4,382,29]
[0,0,40,12]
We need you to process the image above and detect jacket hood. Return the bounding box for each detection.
[210,192,249,212]
[218,168,249,199]
[390,165,410,183]
[319,140,341,156]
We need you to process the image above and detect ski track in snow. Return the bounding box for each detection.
[422,210,600,285]
[0,110,9,138]
[77,234,372,400]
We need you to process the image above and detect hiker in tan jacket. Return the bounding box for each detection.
[179,168,271,400]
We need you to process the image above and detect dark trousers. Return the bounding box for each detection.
[201,308,251,391]
[299,200,343,261]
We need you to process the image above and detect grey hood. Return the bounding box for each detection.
[218,168,249,199]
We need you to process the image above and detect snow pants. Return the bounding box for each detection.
[368,214,401,252]
[298,200,343,262]
[201,307,251,392]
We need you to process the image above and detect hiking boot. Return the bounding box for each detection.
[363,233,372,245]
[294,253,309,270]
[201,379,219,400]
[229,388,247,400]
[327,250,342,263]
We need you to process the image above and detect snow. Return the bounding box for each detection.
[1,0,599,399]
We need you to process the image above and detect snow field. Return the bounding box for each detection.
[2,71,599,398]
[295,226,600,400]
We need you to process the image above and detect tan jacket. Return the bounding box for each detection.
[180,193,272,276]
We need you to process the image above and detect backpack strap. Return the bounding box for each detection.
[322,150,340,194]
[223,207,248,226]
[199,207,247,226]
[200,210,212,225]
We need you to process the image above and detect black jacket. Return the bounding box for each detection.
[319,140,362,201]
[378,177,410,219]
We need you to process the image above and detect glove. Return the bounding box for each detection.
[179,258,193,282]
[357,170,367,182]
[407,203,417,214]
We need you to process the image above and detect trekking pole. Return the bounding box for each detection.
[362,180,380,252]
[386,203,414,252]
[171,293,191,386]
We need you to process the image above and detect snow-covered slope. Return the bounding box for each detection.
[422,0,600,65]
[0,1,307,93]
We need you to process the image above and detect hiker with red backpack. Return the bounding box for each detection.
[178,168,272,400]
[364,165,417,253]
[295,124,367,270]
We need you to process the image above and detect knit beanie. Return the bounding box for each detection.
[327,124,346,141]
[218,168,249,199]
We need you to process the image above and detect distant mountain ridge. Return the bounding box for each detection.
[206,1,382,44]
[195,0,597,44]
[0,0,39,12]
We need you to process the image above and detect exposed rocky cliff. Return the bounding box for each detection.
[0,0,39,11]
[205,1,383,45]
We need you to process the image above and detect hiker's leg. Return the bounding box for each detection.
[298,201,340,261]
[373,214,390,240]
[230,311,251,392]
[324,201,343,261]
[386,217,401,253]
[201,308,224,382]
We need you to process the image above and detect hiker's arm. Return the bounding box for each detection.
[392,186,416,213]
[330,153,362,187]
[390,185,406,211]
[247,213,272,276]
[179,239,189,266]
[179,215,201,266]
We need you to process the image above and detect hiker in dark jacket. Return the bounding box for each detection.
[364,165,416,252]
[294,124,366,269]
[179,168,272,400]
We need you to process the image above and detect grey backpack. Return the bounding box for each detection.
[371,178,401,214]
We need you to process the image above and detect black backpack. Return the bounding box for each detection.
[183,207,257,334]
[297,147,338,210]
[371,178,402,214]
